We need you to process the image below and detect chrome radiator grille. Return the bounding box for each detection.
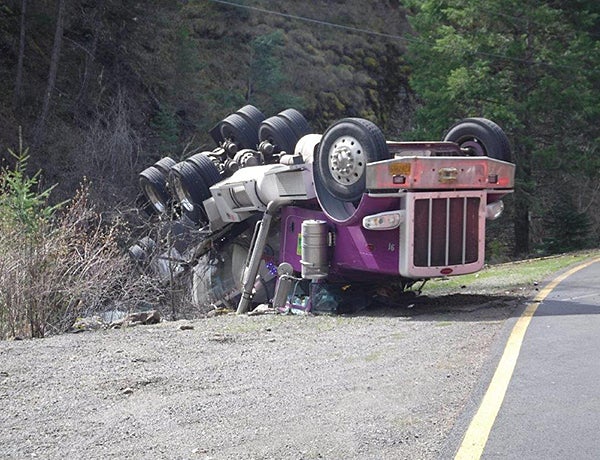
[412,196,481,267]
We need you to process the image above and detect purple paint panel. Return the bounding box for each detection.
[279,196,402,280]
[330,224,400,276]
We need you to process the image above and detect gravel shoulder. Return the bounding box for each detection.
[0,292,523,460]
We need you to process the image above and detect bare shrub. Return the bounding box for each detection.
[76,89,145,208]
[0,141,160,339]
[86,90,142,179]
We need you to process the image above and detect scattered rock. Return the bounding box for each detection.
[70,310,162,332]
[206,308,233,318]
[69,316,107,333]
[208,333,233,343]
[179,324,194,331]
[248,304,275,316]
[111,310,162,329]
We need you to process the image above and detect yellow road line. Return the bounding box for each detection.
[455,257,600,460]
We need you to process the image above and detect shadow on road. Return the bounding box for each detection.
[526,298,600,317]
[358,290,600,322]
[356,292,526,321]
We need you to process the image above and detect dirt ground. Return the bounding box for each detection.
[0,294,523,460]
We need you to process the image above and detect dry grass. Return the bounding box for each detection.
[0,175,161,339]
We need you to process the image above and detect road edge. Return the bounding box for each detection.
[443,255,600,460]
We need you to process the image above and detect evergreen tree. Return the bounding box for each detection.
[544,194,592,253]
[246,31,304,113]
[406,0,600,255]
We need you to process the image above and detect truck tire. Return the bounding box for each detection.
[237,105,266,132]
[278,108,311,139]
[139,165,172,214]
[220,113,259,150]
[169,161,211,226]
[139,157,176,214]
[443,118,512,162]
[187,153,221,186]
[258,115,298,155]
[153,157,176,175]
[315,117,390,203]
[313,118,390,222]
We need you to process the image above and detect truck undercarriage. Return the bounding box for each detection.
[132,107,515,314]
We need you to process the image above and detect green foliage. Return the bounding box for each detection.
[247,31,305,113]
[406,0,598,136]
[151,107,180,154]
[542,196,592,254]
[406,0,600,253]
[485,217,514,264]
[0,136,63,234]
[250,31,285,93]
[174,26,202,80]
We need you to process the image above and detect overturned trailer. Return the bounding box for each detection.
[135,106,515,314]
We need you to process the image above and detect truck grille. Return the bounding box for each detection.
[413,196,480,267]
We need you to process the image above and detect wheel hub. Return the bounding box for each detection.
[328,136,364,185]
[460,138,485,156]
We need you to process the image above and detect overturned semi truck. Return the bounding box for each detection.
[133,106,515,314]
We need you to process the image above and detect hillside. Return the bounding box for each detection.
[0,0,598,256]
[0,0,414,206]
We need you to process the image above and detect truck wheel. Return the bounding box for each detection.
[139,158,175,214]
[169,161,211,226]
[259,115,298,155]
[187,153,222,186]
[237,104,265,125]
[315,118,390,203]
[236,105,266,136]
[278,108,311,139]
[153,157,176,175]
[443,118,512,162]
[220,113,259,150]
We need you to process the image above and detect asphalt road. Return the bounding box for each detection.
[450,258,600,459]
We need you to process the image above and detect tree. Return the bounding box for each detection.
[72,0,105,118]
[543,195,592,253]
[32,0,66,149]
[406,0,599,255]
[12,0,27,111]
[246,31,304,113]
[247,32,285,105]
